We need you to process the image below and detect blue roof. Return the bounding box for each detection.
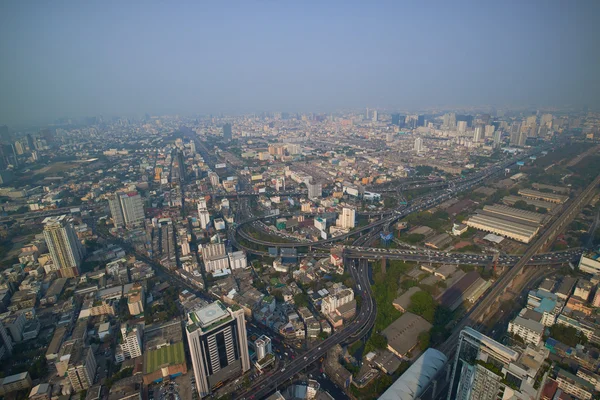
[534,298,556,314]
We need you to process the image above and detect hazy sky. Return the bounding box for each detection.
[1,0,599,125]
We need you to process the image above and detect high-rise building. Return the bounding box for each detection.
[447,327,544,400]
[189,140,196,154]
[0,319,13,360]
[414,137,424,153]
[186,301,250,398]
[493,131,502,148]
[337,207,356,229]
[198,199,211,229]
[484,124,495,138]
[443,113,456,129]
[372,110,378,122]
[391,114,400,126]
[473,125,484,142]
[108,192,145,228]
[223,123,232,141]
[14,141,24,155]
[509,122,522,146]
[67,346,96,393]
[119,323,142,359]
[417,115,425,127]
[255,335,272,361]
[209,171,220,187]
[43,215,84,278]
[308,182,322,199]
[172,150,187,183]
[457,121,467,133]
[26,134,34,151]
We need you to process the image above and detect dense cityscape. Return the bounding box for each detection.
[2,1,600,400]
[0,108,599,400]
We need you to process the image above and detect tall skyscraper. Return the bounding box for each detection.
[43,215,84,278]
[391,113,400,126]
[372,110,378,122]
[222,123,232,141]
[473,125,484,142]
[171,150,187,183]
[457,121,467,133]
[108,192,145,228]
[414,137,424,153]
[308,181,322,199]
[493,130,502,148]
[509,122,522,146]
[198,198,211,229]
[484,124,495,138]
[417,115,425,127]
[447,327,543,400]
[443,113,456,129]
[186,301,250,398]
[337,207,356,229]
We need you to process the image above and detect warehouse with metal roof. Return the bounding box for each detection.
[378,348,448,400]
[502,195,557,211]
[518,188,568,204]
[482,204,547,225]
[465,213,540,243]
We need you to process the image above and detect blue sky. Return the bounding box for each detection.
[1,0,599,125]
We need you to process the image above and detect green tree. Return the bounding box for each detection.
[293,293,309,308]
[418,331,431,351]
[370,333,388,350]
[408,291,436,322]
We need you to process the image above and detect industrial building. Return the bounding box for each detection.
[577,252,600,275]
[378,348,448,400]
[465,213,539,243]
[518,188,568,204]
[481,204,547,225]
[438,271,488,311]
[382,312,432,358]
[502,195,557,211]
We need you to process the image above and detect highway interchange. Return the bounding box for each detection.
[231,146,600,399]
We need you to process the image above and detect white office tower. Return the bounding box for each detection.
[457,120,467,132]
[414,137,424,153]
[255,335,272,361]
[186,301,250,398]
[228,251,247,270]
[485,124,495,137]
[308,181,322,199]
[372,110,378,122]
[43,215,84,278]
[108,191,145,228]
[119,323,142,359]
[337,207,356,229]
[473,125,484,143]
[493,131,502,148]
[190,140,196,154]
[447,327,545,400]
[198,199,211,229]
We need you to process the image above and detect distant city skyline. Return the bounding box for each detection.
[1,1,599,126]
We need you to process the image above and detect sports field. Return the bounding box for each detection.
[145,341,185,374]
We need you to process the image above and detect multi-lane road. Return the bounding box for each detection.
[437,172,600,357]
